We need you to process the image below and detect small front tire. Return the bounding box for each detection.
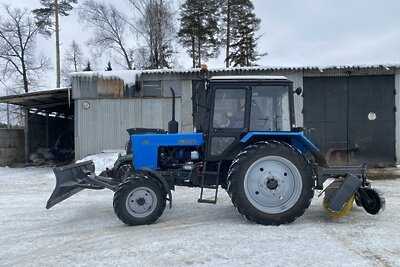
[113,174,166,226]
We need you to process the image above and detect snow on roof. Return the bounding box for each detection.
[211,75,287,80]
[140,64,400,75]
[68,63,399,83]
[71,70,140,85]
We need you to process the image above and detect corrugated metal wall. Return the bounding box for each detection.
[75,98,181,159]
[72,67,399,164]
[395,69,400,165]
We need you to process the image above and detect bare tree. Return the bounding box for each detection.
[127,0,176,69]
[79,1,134,70]
[0,5,50,93]
[61,40,84,85]
[64,41,84,72]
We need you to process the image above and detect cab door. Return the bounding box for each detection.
[205,84,250,160]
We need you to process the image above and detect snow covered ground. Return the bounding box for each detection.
[0,153,399,267]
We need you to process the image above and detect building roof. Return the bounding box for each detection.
[68,64,399,82]
[211,75,288,80]
[0,88,73,117]
[140,64,400,75]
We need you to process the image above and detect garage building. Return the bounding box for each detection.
[1,65,399,167]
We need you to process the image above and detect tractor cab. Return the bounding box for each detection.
[203,76,295,160]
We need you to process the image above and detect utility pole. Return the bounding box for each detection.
[225,0,231,68]
[55,0,61,88]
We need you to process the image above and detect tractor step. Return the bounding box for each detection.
[198,162,221,204]
[200,185,218,189]
[198,198,218,204]
[203,171,219,175]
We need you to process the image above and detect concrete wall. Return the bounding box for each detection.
[0,129,24,166]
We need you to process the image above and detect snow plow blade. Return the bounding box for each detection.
[46,161,100,209]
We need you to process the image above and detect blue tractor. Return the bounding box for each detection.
[47,75,385,226]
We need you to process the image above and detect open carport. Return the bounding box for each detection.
[0,88,74,165]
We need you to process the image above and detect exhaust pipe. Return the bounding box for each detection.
[168,87,178,134]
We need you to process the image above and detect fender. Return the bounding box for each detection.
[241,131,319,153]
[140,167,173,208]
[240,131,330,166]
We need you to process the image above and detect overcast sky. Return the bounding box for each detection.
[1,0,400,89]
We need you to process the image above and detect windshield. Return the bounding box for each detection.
[250,86,290,131]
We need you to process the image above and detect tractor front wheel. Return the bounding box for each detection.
[113,174,166,226]
[227,141,314,225]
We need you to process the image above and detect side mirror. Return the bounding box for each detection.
[294,87,303,96]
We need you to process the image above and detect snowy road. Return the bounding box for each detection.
[0,165,399,267]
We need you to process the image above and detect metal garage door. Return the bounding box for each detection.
[303,75,396,167]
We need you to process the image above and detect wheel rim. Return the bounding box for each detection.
[244,155,303,214]
[126,187,157,218]
[361,188,383,214]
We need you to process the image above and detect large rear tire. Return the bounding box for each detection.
[113,174,166,226]
[227,141,314,225]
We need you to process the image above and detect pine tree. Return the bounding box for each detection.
[224,0,265,67]
[178,0,221,68]
[32,0,78,88]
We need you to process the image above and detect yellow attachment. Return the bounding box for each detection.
[323,195,355,218]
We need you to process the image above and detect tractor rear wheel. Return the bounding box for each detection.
[227,141,314,225]
[113,174,166,226]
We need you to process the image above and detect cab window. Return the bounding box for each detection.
[213,89,246,129]
[250,86,290,131]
